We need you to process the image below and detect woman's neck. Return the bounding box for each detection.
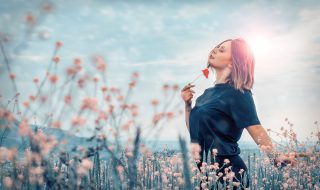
[214,69,230,84]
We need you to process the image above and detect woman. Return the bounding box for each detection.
[180,38,297,189]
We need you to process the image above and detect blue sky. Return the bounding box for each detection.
[0,0,319,143]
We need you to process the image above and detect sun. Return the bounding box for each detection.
[247,36,272,57]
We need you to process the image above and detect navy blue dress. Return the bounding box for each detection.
[189,81,261,189]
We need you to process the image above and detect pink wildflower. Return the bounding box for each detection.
[71,117,86,127]
[80,97,98,112]
[3,177,13,188]
[19,119,31,136]
[55,41,63,49]
[9,73,16,80]
[49,75,58,84]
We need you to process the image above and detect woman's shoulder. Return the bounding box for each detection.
[228,87,253,101]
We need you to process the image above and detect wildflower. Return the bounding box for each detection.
[108,105,114,113]
[202,68,209,78]
[211,162,219,170]
[80,97,98,112]
[18,174,24,180]
[97,111,108,121]
[172,84,179,91]
[152,113,163,124]
[132,71,139,78]
[93,76,99,83]
[49,75,58,84]
[121,120,133,131]
[190,67,210,84]
[9,73,16,80]
[19,119,31,136]
[162,175,168,184]
[25,13,36,25]
[166,112,174,120]
[110,87,118,93]
[41,2,54,13]
[0,108,15,122]
[190,143,201,153]
[117,165,124,174]
[71,117,86,127]
[64,95,72,105]
[212,148,218,156]
[101,86,108,92]
[22,101,30,108]
[39,95,47,103]
[29,95,36,101]
[3,177,13,188]
[130,104,138,117]
[78,78,86,88]
[52,121,61,128]
[128,81,136,88]
[55,41,63,49]
[107,145,114,151]
[117,95,124,101]
[227,172,235,180]
[151,99,159,106]
[33,77,39,84]
[66,63,82,76]
[52,56,60,63]
[81,158,93,170]
[93,55,107,72]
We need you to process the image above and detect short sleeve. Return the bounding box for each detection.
[229,90,261,129]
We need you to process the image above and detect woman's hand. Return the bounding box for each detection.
[274,152,299,167]
[181,83,195,105]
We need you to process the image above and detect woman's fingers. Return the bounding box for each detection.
[283,156,298,167]
[181,84,195,92]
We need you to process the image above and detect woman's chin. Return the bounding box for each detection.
[207,61,215,68]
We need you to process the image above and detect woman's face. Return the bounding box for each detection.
[208,40,232,70]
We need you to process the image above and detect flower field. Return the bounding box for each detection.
[0,2,319,189]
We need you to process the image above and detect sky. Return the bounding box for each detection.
[0,0,319,144]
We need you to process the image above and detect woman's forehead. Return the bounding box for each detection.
[216,40,231,48]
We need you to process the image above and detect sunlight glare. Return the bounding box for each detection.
[247,36,272,57]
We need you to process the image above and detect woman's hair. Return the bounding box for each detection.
[209,38,256,93]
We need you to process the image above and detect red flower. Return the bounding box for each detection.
[202,68,209,78]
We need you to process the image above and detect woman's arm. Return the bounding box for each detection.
[185,102,192,133]
[246,124,273,148]
[246,124,297,166]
